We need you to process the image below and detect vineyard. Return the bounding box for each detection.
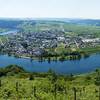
[0,65,100,100]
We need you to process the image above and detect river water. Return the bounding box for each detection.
[0,30,18,35]
[0,54,100,74]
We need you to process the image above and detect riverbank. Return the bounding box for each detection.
[0,46,100,62]
[4,46,100,62]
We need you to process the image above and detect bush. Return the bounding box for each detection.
[29,74,34,80]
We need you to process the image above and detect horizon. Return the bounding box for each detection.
[0,17,100,20]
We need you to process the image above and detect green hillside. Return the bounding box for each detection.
[0,65,100,100]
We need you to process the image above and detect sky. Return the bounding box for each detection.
[0,0,100,19]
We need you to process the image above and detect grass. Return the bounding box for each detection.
[77,46,100,54]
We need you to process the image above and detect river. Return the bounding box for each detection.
[0,30,18,35]
[0,54,100,74]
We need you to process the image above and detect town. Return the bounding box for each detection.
[0,29,100,57]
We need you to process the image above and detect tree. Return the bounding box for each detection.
[73,87,77,100]
[0,80,1,87]
[29,74,34,80]
[51,72,58,83]
[16,81,19,93]
[95,70,100,100]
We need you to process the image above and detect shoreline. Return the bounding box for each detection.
[1,51,99,61]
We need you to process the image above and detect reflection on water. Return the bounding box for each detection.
[0,54,100,74]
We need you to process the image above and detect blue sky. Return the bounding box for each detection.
[0,0,100,19]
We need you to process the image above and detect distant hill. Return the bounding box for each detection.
[0,18,100,28]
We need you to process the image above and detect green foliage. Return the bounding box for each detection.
[0,65,99,100]
[0,65,25,77]
[95,70,100,86]
[29,74,34,80]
